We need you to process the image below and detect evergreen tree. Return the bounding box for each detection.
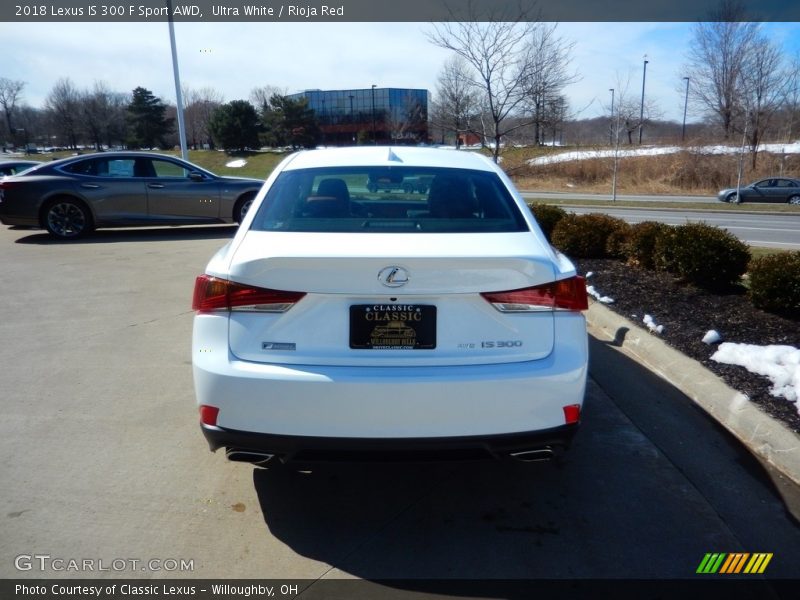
[208,100,261,151]
[261,95,320,149]
[126,87,173,149]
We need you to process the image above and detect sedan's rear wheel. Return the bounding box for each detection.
[43,198,93,239]
[235,193,256,224]
[727,192,741,204]
[788,194,800,205]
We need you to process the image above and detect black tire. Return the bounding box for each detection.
[234,193,256,224]
[726,192,741,204]
[42,198,94,239]
[788,194,800,206]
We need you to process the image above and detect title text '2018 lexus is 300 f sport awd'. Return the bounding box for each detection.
[192,147,588,466]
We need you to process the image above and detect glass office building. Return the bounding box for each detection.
[288,88,429,145]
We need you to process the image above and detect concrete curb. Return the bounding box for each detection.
[585,301,800,487]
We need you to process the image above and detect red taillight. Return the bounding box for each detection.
[563,404,581,425]
[192,274,305,312]
[481,276,588,312]
[199,405,219,426]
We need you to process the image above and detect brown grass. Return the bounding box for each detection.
[507,147,800,195]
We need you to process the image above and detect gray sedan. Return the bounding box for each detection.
[0,159,42,176]
[0,152,263,239]
[718,177,800,204]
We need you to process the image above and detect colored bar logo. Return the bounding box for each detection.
[696,553,773,574]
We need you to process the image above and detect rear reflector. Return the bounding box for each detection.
[563,404,581,425]
[481,276,588,312]
[192,274,305,312]
[199,405,219,426]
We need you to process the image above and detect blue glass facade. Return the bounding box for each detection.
[288,87,429,145]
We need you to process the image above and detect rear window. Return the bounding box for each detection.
[250,166,528,233]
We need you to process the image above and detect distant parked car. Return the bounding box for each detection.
[718,178,800,204]
[0,159,42,177]
[0,152,263,239]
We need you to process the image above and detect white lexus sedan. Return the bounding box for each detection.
[192,147,588,465]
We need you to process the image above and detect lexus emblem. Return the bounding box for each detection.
[378,266,410,288]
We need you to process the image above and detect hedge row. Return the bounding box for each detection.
[530,204,799,316]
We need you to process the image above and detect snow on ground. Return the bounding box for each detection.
[225,159,247,168]
[711,343,800,412]
[527,141,800,166]
[586,285,614,304]
[643,314,664,334]
[702,330,723,345]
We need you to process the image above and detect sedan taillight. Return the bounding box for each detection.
[481,276,588,312]
[192,274,305,312]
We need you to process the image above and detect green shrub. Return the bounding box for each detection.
[625,221,672,270]
[551,213,630,258]
[605,221,633,259]
[748,251,800,315]
[654,222,750,289]
[530,204,567,241]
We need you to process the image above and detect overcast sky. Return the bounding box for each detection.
[4,21,799,123]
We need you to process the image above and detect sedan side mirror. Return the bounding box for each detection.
[189,172,204,182]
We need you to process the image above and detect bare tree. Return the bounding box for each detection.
[430,55,479,147]
[15,104,46,150]
[684,0,758,139]
[250,85,287,111]
[607,71,662,145]
[542,94,569,146]
[427,2,543,162]
[45,78,82,148]
[184,86,224,149]
[0,78,25,147]
[519,23,579,145]
[739,35,792,167]
[80,81,128,150]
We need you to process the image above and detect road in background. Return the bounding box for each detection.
[521,190,717,204]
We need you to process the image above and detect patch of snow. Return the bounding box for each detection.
[225,159,247,168]
[585,271,594,279]
[702,330,723,345]
[586,285,614,304]
[527,141,800,167]
[643,314,664,334]
[711,343,800,411]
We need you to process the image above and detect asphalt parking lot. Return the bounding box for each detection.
[1,224,798,588]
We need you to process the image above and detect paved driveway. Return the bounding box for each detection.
[0,225,797,587]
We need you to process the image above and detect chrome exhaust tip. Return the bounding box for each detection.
[509,448,555,462]
[225,448,275,466]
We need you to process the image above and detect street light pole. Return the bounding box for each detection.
[166,0,188,160]
[609,88,614,145]
[682,76,690,143]
[371,85,377,145]
[638,58,648,145]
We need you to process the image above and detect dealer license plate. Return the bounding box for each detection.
[349,304,436,349]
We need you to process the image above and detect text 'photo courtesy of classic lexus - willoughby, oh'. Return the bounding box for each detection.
[191,147,589,466]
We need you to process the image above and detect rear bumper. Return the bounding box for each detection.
[193,312,588,440]
[201,423,580,462]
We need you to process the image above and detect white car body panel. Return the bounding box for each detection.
[193,312,587,438]
[192,147,588,460]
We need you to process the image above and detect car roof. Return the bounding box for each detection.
[0,159,41,165]
[281,146,498,172]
